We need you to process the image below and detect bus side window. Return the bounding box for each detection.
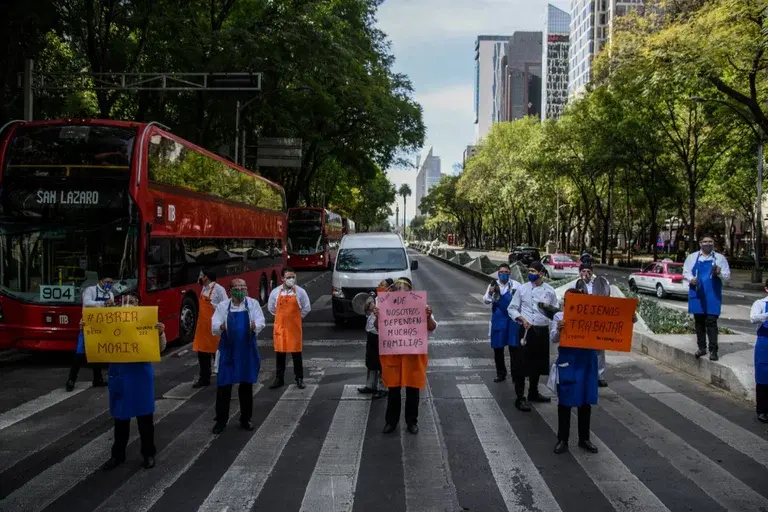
[146,238,171,292]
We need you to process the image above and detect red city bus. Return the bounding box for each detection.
[0,119,286,351]
[342,217,356,235]
[286,207,343,269]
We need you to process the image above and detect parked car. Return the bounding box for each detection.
[540,253,580,279]
[508,246,541,266]
[628,260,687,299]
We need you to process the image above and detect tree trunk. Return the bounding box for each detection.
[688,176,697,251]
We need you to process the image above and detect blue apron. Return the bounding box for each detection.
[108,362,155,420]
[490,288,519,348]
[76,288,110,354]
[688,253,722,316]
[755,302,768,385]
[556,346,598,407]
[216,302,261,387]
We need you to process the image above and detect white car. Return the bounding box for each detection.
[541,253,580,279]
[628,260,688,299]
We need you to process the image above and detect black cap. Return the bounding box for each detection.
[579,262,593,271]
[202,269,217,282]
[384,278,395,287]
[529,261,544,272]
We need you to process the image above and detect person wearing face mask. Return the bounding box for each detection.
[192,269,227,388]
[484,263,522,383]
[357,278,394,398]
[507,261,559,412]
[572,263,610,387]
[65,267,115,391]
[683,235,731,361]
[101,293,166,471]
[211,278,265,434]
[267,267,311,390]
[748,279,768,424]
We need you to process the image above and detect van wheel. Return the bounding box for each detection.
[178,296,198,345]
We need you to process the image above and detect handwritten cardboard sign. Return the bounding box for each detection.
[377,291,428,355]
[561,294,637,352]
[83,306,161,363]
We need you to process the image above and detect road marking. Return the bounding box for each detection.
[198,384,317,512]
[600,387,768,511]
[458,384,562,512]
[630,379,768,469]
[0,387,87,431]
[309,294,332,311]
[93,384,264,512]
[299,385,370,511]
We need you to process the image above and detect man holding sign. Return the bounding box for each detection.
[374,277,436,435]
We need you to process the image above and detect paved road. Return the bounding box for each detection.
[1,252,768,512]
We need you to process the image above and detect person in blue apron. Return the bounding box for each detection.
[65,269,115,391]
[211,278,265,435]
[549,288,599,455]
[683,236,731,361]
[749,282,768,424]
[483,263,521,383]
[101,293,167,471]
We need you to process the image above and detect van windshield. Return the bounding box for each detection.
[336,247,408,272]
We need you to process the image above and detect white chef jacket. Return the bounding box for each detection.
[82,285,114,307]
[483,280,521,335]
[202,281,228,306]
[211,297,266,336]
[750,297,768,324]
[683,251,731,282]
[507,281,558,327]
[267,285,311,318]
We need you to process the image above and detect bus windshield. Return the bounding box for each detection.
[287,222,323,255]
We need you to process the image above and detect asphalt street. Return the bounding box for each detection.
[1,250,767,512]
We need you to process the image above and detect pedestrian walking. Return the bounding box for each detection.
[267,267,311,390]
[573,263,610,387]
[483,263,521,383]
[507,261,559,412]
[683,235,731,361]
[357,278,393,399]
[192,269,227,388]
[377,277,437,435]
[101,293,167,470]
[749,282,768,424]
[211,278,265,434]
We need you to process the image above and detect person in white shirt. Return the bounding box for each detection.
[211,279,266,434]
[572,263,610,387]
[748,281,768,424]
[507,261,559,412]
[192,269,228,388]
[357,278,394,399]
[683,235,731,361]
[267,267,311,389]
[484,263,522,383]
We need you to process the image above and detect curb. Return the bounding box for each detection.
[427,253,495,282]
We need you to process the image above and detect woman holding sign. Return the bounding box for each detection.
[375,277,437,435]
[101,293,166,470]
[357,278,394,399]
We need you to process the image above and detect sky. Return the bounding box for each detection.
[376,0,570,225]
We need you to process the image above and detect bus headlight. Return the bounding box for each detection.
[332,286,345,299]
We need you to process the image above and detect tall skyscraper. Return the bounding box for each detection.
[415,147,442,216]
[475,35,510,142]
[500,32,543,122]
[542,4,571,120]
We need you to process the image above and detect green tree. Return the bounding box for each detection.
[398,183,411,235]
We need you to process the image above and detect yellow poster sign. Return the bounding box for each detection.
[83,306,161,363]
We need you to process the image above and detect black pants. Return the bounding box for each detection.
[512,374,544,400]
[197,352,213,382]
[112,414,155,460]
[758,383,768,415]
[557,404,591,443]
[275,352,304,379]
[215,383,253,424]
[493,346,513,378]
[385,386,419,425]
[68,353,105,383]
[694,314,719,352]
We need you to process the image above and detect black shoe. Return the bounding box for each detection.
[382,424,396,434]
[493,376,506,383]
[554,440,568,454]
[212,422,226,435]
[757,413,768,424]
[192,379,210,388]
[515,398,531,412]
[65,380,75,392]
[141,456,156,469]
[407,423,419,435]
[709,351,719,361]
[372,390,387,400]
[528,393,551,403]
[695,348,707,359]
[295,378,306,390]
[101,457,124,471]
[92,379,108,388]
[357,386,375,394]
[240,421,254,431]
[268,378,284,389]
[578,440,599,453]
[598,380,608,388]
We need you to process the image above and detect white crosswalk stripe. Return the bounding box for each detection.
[0,387,87,431]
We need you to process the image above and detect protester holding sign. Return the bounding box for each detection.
[573,263,610,388]
[483,263,521,383]
[748,281,768,424]
[100,293,166,471]
[507,261,559,412]
[357,278,394,399]
[192,269,227,388]
[375,277,436,435]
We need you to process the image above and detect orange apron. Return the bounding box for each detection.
[192,287,219,354]
[381,354,428,389]
[274,292,303,353]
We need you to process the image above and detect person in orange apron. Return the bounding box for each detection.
[375,277,437,435]
[192,270,227,388]
[267,267,311,389]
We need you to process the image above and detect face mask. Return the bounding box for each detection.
[701,244,713,254]
[231,289,246,301]
[102,283,112,291]
[528,273,539,283]
[284,278,296,288]
[498,273,510,283]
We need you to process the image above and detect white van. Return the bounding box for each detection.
[331,232,418,324]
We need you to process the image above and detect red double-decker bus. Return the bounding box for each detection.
[0,119,286,351]
[342,217,356,235]
[286,207,343,269]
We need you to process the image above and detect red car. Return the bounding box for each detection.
[628,260,687,299]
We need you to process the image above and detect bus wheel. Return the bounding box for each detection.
[179,296,198,345]
[259,274,269,306]
[270,272,278,294]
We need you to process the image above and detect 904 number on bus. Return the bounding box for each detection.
[39,285,76,303]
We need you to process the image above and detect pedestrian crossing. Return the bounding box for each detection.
[1,354,767,512]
